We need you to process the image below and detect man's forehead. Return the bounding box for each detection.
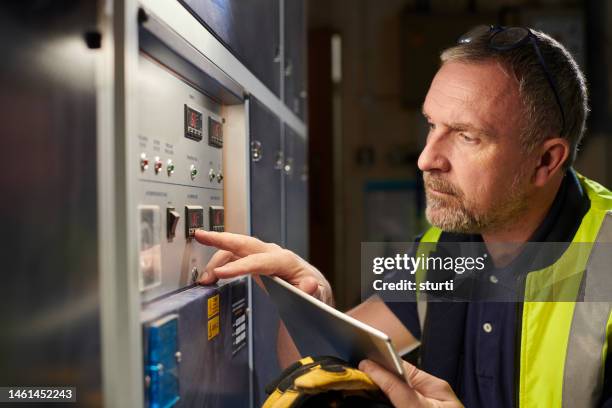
[423,60,521,134]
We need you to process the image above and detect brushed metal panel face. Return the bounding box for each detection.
[137,53,225,301]
[0,1,101,403]
[137,54,224,190]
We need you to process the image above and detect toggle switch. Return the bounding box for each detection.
[167,207,180,240]
[140,153,149,172]
[154,156,163,174]
[190,164,198,180]
[166,159,175,176]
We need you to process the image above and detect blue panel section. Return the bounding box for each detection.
[142,280,250,408]
[145,315,180,408]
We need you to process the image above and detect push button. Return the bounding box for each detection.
[209,206,224,232]
[185,205,204,239]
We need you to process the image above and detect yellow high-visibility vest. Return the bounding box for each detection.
[415,173,612,407]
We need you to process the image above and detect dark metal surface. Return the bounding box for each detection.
[251,284,281,407]
[141,282,250,407]
[284,0,307,120]
[284,125,309,260]
[249,97,283,244]
[180,0,281,97]
[249,96,283,406]
[0,1,102,405]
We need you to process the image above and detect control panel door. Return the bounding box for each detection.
[284,0,307,119]
[284,125,309,259]
[249,96,283,406]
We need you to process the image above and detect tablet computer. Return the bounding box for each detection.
[261,275,409,378]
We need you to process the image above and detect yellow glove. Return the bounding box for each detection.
[262,356,392,408]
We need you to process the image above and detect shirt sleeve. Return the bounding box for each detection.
[383,300,421,340]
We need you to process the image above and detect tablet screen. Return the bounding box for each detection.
[261,275,406,378]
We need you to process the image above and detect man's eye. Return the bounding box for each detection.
[428,123,436,130]
[460,133,477,143]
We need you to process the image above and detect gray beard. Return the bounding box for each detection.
[424,173,529,234]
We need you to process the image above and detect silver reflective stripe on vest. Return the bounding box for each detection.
[563,212,612,408]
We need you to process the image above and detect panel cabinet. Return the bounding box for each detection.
[249,97,283,407]
[283,0,307,120]
[284,125,309,259]
[181,0,281,96]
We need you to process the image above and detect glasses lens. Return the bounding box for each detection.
[490,27,529,50]
[457,25,492,44]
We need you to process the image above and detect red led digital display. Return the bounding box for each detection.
[209,206,224,232]
[185,206,204,238]
[210,120,221,138]
[184,105,203,141]
[208,117,223,148]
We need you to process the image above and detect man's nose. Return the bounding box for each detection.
[417,134,450,172]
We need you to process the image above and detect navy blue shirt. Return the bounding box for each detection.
[385,170,594,407]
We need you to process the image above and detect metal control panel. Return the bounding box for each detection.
[136,53,225,301]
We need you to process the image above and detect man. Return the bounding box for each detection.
[196,25,612,407]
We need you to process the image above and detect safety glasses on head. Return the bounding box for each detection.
[457,24,566,135]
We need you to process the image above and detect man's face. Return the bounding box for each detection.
[419,60,533,234]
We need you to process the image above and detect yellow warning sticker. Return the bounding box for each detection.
[208,294,220,318]
[208,315,220,340]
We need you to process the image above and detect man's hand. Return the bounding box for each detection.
[359,359,463,408]
[194,230,334,305]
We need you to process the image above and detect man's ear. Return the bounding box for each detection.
[533,138,570,187]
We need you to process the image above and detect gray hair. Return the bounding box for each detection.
[440,28,589,169]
